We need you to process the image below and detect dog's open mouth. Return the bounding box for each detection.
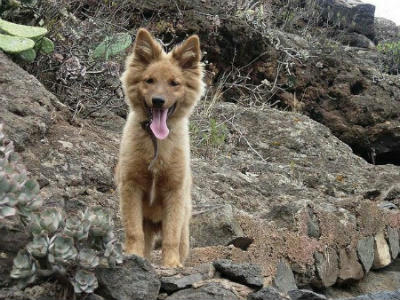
[149,103,176,140]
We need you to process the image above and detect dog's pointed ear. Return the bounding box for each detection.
[172,35,201,69]
[132,28,162,65]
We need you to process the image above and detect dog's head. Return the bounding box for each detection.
[121,28,204,140]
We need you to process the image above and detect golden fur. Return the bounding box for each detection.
[115,28,204,267]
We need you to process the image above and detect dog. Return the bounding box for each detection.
[115,28,204,267]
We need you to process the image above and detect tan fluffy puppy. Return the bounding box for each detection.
[115,28,204,267]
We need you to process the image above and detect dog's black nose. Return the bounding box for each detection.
[152,97,165,108]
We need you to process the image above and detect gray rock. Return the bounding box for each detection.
[338,248,364,282]
[372,232,391,269]
[305,207,321,239]
[160,273,203,294]
[165,282,240,300]
[375,17,400,43]
[95,256,160,300]
[357,237,375,273]
[337,32,375,49]
[273,260,297,294]
[213,259,263,288]
[387,227,399,259]
[316,0,375,39]
[343,289,400,300]
[288,289,327,300]
[314,249,339,287]
[248,287,289,300]
[190,205,243,247]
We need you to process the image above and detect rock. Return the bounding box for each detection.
[337,32,375,49]
[213,259,263,289]
[160,273,203,294]
[375,17,400,43]
[288,289,327,300]
[247,287,289,300]
[338,248,364,282]
[372,232,391,269]
[345,289,400,300]
[273,260,297,293]
[0,52,66,152]
[357,237,375,273]
[191,205,244,247]
[387,227,399,259]
[165,282,240,300]
[314,249,339,287]
[95,256,160,300]
[316,0,375,39]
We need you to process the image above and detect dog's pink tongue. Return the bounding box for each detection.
[150,109,169,140]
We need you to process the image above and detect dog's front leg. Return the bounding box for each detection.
[120,183,145,257]
[162,189,185,267]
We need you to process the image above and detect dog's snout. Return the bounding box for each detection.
[152,97,165,108]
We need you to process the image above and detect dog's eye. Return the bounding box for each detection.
[145,78,154,84]
[169,80,180,87]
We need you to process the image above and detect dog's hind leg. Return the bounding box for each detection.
[143,220,159,260]
[120,184,145,257]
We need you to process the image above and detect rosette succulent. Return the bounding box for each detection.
[10,249,37,283]
[104,240,123,267]
[0,124,42,220]
[48,235,78,264]
[88,207,112,236]
[78,248,99,269]
[71,270,98,294]
[26,235,49,258]
[31,207,63,235]
[64,212,90,241]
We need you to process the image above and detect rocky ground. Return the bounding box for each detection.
[1,0,400,299]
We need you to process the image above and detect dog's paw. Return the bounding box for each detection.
[162,257,183,268]
[124,242,144,257]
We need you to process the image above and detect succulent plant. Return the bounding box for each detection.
[92,32,132,60]
[26,235,49,258]
[78,248,99,269]
[39,208,64,234]
[71,270,98,294]
[10,249,37,281]
[64,212,90,241]
[0,18,47,38]
[3,125,123,294]
[0,33,34,53]
[88,207,113,236]
[0,124,42,221]
[36,36,54,54]
[48,234,78,265]
[0,18,54,61]
[104,239,123,267]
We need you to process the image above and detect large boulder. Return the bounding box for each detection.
[316,0,376,39]
[188,102,400,288]
[375,17,400,44]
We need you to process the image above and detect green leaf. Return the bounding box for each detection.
[37,37,54,54]
[23,179,39,195]
[0,205,17,218]
[18,48,36,62]
[92,33,132,60]
[0,18,47,39]
[0,33,34,53]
